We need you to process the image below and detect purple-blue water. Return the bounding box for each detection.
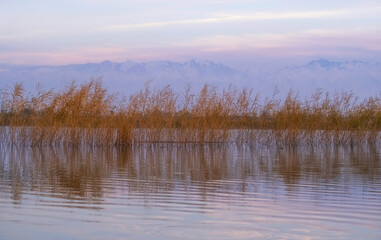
[0,145,380,239]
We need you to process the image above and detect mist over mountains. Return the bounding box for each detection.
[267,59,381,98]
[0,59,380,98]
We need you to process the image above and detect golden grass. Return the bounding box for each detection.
[0,78,380,147]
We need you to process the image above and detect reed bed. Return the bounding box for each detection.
[0,79,380,147]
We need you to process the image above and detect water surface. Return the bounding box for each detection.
[0,145,380,239]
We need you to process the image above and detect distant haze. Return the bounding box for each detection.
[0,59,380,99]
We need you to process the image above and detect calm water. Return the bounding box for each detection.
[0,145,380,240]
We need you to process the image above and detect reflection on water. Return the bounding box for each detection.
[0,145,380,239]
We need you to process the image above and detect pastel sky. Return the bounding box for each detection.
[1,0,381,67]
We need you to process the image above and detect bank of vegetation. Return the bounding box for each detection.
[0,79,380,147]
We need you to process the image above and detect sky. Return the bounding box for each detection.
[1,0,381,68]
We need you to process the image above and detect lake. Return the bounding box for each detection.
[0,144,380,239]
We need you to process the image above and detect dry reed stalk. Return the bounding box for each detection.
[0,79,380,147]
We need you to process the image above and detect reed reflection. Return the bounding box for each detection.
[0,145,379,206]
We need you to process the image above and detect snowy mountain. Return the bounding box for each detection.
[261,59,381,98]
[0,59,252,95]
[0,59,380,98]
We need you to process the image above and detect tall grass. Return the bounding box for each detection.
[0,79,380,147]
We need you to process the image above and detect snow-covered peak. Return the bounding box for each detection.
[0,59,251,95]
[304,59,373,70]
[0,59,379,99]
[306,59,342,69]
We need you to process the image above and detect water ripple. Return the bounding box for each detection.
[0,145,380,240]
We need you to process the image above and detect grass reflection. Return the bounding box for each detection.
[0,145,379,205]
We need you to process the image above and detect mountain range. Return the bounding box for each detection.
[0,59,380,99]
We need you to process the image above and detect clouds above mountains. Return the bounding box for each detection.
[1,0,380,66]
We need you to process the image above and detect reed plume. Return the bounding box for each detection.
[0,79,380,147]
